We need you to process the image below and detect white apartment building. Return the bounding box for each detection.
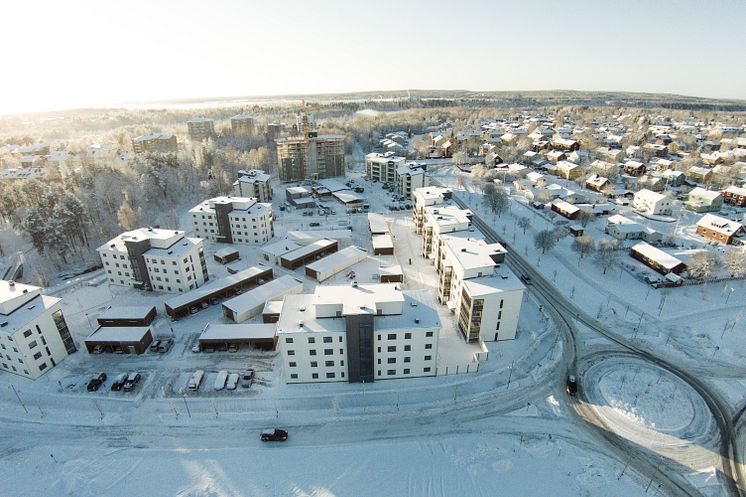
[0,280,77,379]
[190,196,274,245]
[277,284,440,384]
[365,152,406,184]
[233,169,272,202]
[633,189,672,216]
[98,228,208,293]
[421,205,473,259]
[435,237,522,343]
[396,163,428,198]
[413,186,453,234]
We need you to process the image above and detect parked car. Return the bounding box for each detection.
[226,373,239,390]
[191,344,201,353]
[240,369,255,388]
[354,187,364,193]
[87,372,107,392]
[123,372,141,392]
[566,374,578,396]
[309,222,321,227]
[214,370,228,391]
[227,343,239,353]
[188,370,205,391]
[111,373,128,392]
[158,338,173,353]
[261,429,288,442]
[91,345,104,354]
[149,339,161,352]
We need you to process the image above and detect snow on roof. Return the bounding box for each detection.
[214,247,239,258]
[631,242,684,270]
[97,306,155,321]
[696,214,743,237]
[333,191,364,204]
[634,189,666,202]
[86,326,152,343]
[0,283,60,335]
[367,213,389,235]
[463,270,525,297]
[444,237,505,272]
[286,186,309,195]
[725,185,746,196]
[372,234,394,250]
[164,266,271,310]
[200,323,276,341]
[688,187,722,201]
[187,117,214,123]
[237,169,271,183]
[288,231,351,246]
[306,246,368,278]
[551,199,580,214]
[223,275,303,315]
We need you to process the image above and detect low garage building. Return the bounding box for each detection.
[379,264,403,283]
[223,275,304,323]
[97,305,156,327]
[262,300,283,323]
[305,246,368,282]
[214,247,240,265]
[164,265,273,319]
[630,242,687,275]
[199,323,277,351]
[372,234,394,255]
[85,325,154,354]
[280,238,338,270]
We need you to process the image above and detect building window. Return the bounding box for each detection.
[404,357,411,363]
[387,334,396,340]
[38,363,47,371]
[289,362,297,367]
[285,337,293,344]
[387,369,396,376]
[324,349,333,355]
[425,343,432,349]
[404,369,410,375]
[325,360,334,367]
[339,336,343,343]
[404,333,412,339]
[290,374,298,379]
[311,361,318,367]
[308,337,315,344]
[387,358,396,364]
[424,355,432,361]
[424,367,431,373]
[387,346,396,352]
[310,350,317,356]
[33,352,42,360]
[287,350,295,355]
[312,373,319,379]
[404,345,411,351]
[28,340,38,349]
[23,330,32,338]
[500,299,504,309]
[323,336,333,343]
[326,372,335,379]
[377,334,381,341]
[426,331,433,337]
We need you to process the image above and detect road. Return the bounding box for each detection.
[449,190,743,497]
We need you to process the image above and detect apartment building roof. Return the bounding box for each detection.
[98,227,189,253]
[424,205,472,231]
[688,187,722,201]
[443,237,505,272]
[0,293,61,335]
[277,286,439,334]
[463,270,525,297]
[413,186,451,204]
[189,196,259,214]
[236,169,271,183]
[86,325,152,343]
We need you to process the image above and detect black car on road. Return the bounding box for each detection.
[261,429,288,442]
[87,372,107,392]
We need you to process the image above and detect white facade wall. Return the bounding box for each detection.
[633,189,672,215]
[229,208,273,244]
[99,246,134,286]
[144,246,207,293]
[280,331,348,383]
[372,328,437,379]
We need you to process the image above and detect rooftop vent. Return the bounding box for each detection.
[167,250,173,255]
[298,321,304,328]
[410,302,418,307]
[352,281,358,288]
[299,306,306,312]
[414,318,420,324]
[0,322,6,327]
[461,248,467,252]
[110,244,115,248]
[27,305,35,310]
[148,227,153,231]
[8,281,14,287]
[22,289,28,294]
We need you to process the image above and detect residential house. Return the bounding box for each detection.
[685,188,723,213]
[633,189,672,216]
[723,185,746,206]
[695,214,744,245]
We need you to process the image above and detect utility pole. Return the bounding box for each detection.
[506,360,515,390]
[182,394,191,418]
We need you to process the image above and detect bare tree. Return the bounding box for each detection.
[577,210,593,228]
[517,217,531,234]
[572,236,596,259]
[688,251,719,279]
[455,174,465,190]
[486,186,509,216]
[595,239,620,274]
[534,229,557,254]
[724,248,746,277]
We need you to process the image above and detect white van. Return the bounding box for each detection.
[226,373,239,390]
[188,370,205,391]
[214,370,228,391]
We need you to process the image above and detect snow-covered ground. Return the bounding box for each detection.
[431,167,746,371]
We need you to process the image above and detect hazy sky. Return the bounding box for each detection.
[2,0,745,113]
